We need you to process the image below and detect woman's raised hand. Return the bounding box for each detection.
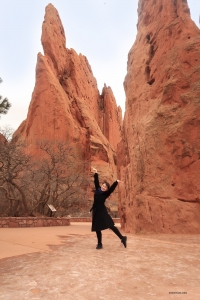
[117,179,124,183]
[91,167,97,173]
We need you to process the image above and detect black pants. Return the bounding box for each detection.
[96,226,123,244]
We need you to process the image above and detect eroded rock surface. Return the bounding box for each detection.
[0,133,6,143]
[118,0,200,233]
[100,84,122,151]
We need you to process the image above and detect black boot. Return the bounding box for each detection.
[96,243,103,249]
[121,236,127,248]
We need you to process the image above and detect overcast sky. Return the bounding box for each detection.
[0,0,199,130]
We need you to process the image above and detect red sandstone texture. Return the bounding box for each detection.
[100,84,122,151]
[118,0,200,233]
[0,133,6,143]
[13,4,121,203]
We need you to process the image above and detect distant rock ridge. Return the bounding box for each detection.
[118,0,200,233]
[13,4,122,206]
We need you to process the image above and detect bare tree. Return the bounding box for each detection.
[0,125,14,141]
[26,140,90,216]
[0,132,90,216]
[0,128,30,216]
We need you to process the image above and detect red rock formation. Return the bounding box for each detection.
[41,4,66,76]
[13,4,121,207]
[118,0,200,233]
[0,133,6,143]
[100,84,122,151]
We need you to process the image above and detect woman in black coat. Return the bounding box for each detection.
[90,168,127,249]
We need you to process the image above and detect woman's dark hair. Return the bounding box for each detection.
[104,181,110,190]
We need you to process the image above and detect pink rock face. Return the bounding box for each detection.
[0,133,6,143]
[100,84,122,151]
[13,4,121,204]
[118,0,200,233]
[41,4,67,76]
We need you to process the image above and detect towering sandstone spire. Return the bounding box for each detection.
[118,0,200,233]
[13,4,122,203]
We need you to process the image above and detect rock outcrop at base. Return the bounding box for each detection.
[13,4,121,206]
[118,0,200,233]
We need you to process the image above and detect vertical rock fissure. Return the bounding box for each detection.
[145,39,156,85]
[145,65,155,85]
[149,45,155,60]
[148,201,153,222]
[145,65,151,83]
[146,34,151,43]
[173,0,178,17]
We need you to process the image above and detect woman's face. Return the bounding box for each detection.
[101,183,108,192]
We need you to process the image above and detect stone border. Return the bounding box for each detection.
[0,217,70,228]
[70,217,120,223]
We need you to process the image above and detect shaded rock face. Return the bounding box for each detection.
[118,0,200,233]
[13,4,121,205]
[0,133,6,143]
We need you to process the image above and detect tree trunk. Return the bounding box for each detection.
[9,181,29,216]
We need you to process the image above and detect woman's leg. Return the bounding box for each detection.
[109,225,123,239]
[110,225,127,248]
[96,230,102,246]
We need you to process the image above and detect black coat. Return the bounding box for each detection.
[90,173,118,231]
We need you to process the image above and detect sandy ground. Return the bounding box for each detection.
[0,223,200,300]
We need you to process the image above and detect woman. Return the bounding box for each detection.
[90,168,127,249]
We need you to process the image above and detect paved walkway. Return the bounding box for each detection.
[0,223,200,300]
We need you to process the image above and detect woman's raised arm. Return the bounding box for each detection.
[107,179,123,196]
[92,167,100,190]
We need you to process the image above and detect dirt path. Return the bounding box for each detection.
[0,223,200,300]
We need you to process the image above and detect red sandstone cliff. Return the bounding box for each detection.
[13,4,121,207]
[100,84,122,151]
[118,0,200,233]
